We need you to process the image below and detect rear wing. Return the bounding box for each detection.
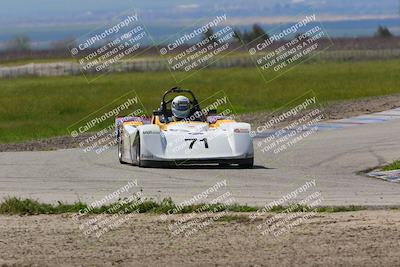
[206,115,233,124]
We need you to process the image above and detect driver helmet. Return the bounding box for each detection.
[172,95,190,119]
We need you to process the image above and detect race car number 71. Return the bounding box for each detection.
[184,138,209,149]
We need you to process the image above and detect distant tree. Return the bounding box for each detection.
[375,26,393,38]
[242,30,253,43]
[50,37,77,50]
[233,28,243,42]
[202,27,215,41]
[294,32,308,42]
[233,24,269,43]
[6,35,31,51]
[251,24,269,40]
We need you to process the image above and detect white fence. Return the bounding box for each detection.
[0,50,399,78]
[0,57,254,78]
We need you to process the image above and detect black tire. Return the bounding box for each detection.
[239,158,254,169]
[118,130,125,164]
[134,135,142,167]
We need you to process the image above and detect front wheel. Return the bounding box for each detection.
[239,158,254,169]
[133,135,142,167]
[118,129,125,164]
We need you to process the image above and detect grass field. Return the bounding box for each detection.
[0,59,399,143]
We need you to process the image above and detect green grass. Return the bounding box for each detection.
[382,160,400,171]
[314,205,363,212]
[0,197,257,215]
[1,60,399,143]
[0,197,366,215]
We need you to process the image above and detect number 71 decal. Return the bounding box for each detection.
[184,138,209,149]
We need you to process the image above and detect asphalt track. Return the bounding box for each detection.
[1,110,400,206]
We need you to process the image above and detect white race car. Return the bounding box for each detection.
[116,87,254,168]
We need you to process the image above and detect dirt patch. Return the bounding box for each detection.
[2,93,400,152]
[0,211,399,266]
[0,132,94,152]
[322,93,400,119]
